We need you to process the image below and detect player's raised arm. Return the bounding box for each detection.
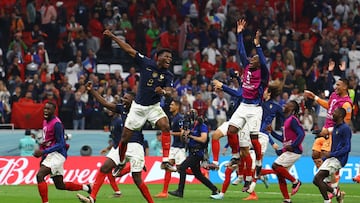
[254,30,266,66]
[103,29,136,58]
[237,19,249,67]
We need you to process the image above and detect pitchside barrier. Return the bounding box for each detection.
[1,130,359,184]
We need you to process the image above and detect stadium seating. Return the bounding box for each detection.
[109,64,123,74]
[96,64,110,74]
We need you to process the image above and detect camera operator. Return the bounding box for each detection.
[169,109,219,198]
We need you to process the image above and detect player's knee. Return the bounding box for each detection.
[54,182,66,190]
[212,130,223,140]
[100,165,112,174]
[228,125,238,134]
[132,173,143,186]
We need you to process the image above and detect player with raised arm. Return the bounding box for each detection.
[77,83,153,203]
[226,19,269,179]
[313,107,350,203]
[103,29,174,171]
[304,60,352,169]
[34,102,91,203]
[269,100,304,203]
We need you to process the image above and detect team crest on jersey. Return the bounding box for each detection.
[159,74,164,80]
[152,72,158,78]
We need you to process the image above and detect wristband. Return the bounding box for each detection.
[314,96,319,101]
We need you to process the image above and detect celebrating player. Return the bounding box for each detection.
[34,102,91,203]
[155,100,186,198]
[77,84,153,203]
[103,29,174,171]
[313,107,350,203]
[269,100,304,203]
[226,19,269,179]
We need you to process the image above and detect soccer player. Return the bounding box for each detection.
[103,29,174,171]
[313,107,350,203]
[226,19,269,179]
[155,100,186,198]
[77,83,153,203]
[168,109,219,198]
[304,61,352,169]
[269,100,304,203]
[33,102,91,203]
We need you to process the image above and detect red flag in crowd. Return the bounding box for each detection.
[11,102,44,129]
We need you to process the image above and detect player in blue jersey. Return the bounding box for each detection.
[155,100,186,198]
[103,29,174,172]
[313,107,350,203]
[226,20,269,179]
[77,83,153,203]
[268,100,304,203]
[34,102,91,203]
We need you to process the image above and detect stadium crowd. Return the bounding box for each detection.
[0,0,360,132]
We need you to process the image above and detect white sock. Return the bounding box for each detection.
[324,200,331,203]
[255,160,262,166]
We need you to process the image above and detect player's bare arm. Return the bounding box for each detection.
[103,29,136,58]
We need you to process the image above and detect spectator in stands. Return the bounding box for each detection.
[19,129,37,156]
[82,48,96,73]
[40,0,57,37]
[18,91,36,103]
[150,131,162,156]
[51,65,64,90]
[59,84,75,129]
[73,91,86,130]
[86,31,100,55]
[182,51,199,76]
[74,0,89,29]
[125,66,139,91]
[88,12,104,41]
[212,90,228,127]
[300,108,313,131]
[193,92,207,118]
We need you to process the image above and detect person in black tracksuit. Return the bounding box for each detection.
[169,109,219,198]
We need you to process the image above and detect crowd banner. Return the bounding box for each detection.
[11,102,44,129]
[0,156,359,185]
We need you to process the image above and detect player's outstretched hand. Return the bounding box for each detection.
[304,90,315,99]
[85,81,93,91]
[103,29,114,38]
[212,79,223,90]
[33,149,43,158]
[237,19,246,33]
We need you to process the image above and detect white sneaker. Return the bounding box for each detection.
[210,193,224,200]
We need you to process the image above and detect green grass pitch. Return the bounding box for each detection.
[1,183,360,203]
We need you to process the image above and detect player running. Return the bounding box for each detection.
[77,83,153,203]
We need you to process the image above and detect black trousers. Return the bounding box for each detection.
[177,153,217,194]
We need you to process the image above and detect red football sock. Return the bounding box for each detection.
[64,182,82,191]
[222,167,233,193]
[244,153,253,177]
[238,158,245,177]
[162,171,171,193]
[250,137,262,161]
[138,182,154,203]
[90,171,107,200]
[277,175,290,199]
[212,139,220,162]
[37,182,48,203]
[118,164,131,177]
[261,168,275,175]
[161,132,171,158]
[274,166,296,182]
[186,168,193,175]
[107,173,120,192]
[227,132,239,154]
[118,141,127,163]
